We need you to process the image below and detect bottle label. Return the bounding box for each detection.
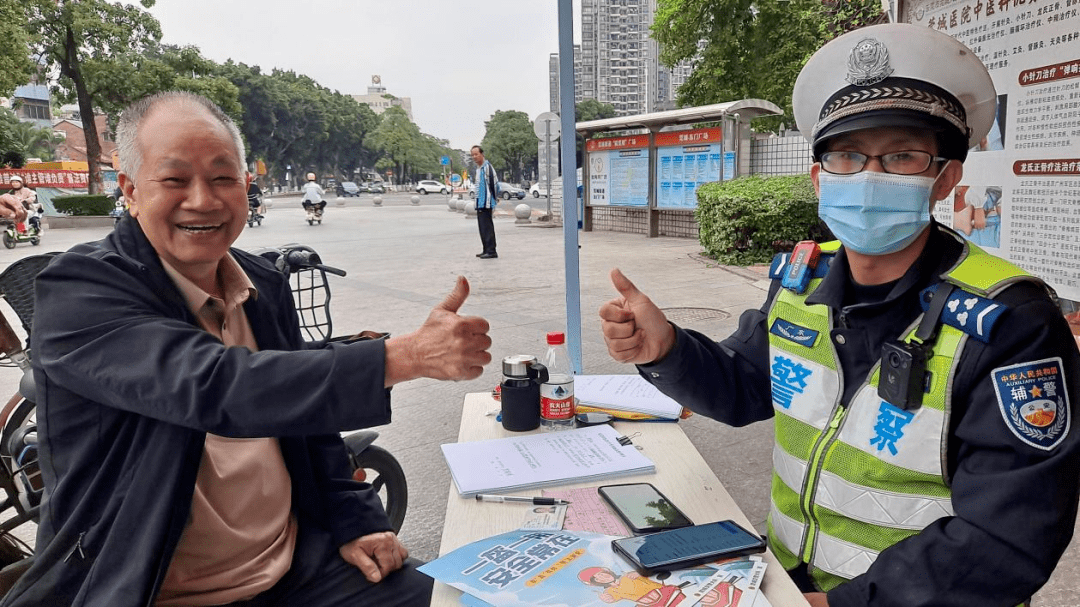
[540,383,574,421]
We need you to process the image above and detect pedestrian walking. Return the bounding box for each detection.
[470,145,498,259]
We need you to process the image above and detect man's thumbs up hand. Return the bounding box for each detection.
[384,276,492,385]
[598,269,675,365]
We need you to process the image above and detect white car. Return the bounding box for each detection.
[415,180,448,195]
[529,183,550,198]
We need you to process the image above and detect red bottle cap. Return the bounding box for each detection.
[546,331,565,345]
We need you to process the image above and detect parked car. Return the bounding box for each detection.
[529,183,551,198]
[498,182,526,200]
[337,181,361,197]
[367,182,386,194]
[415,180,448,195]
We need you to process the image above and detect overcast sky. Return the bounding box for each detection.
[146,0,582,151]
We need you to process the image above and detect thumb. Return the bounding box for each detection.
[610,268,643,302]
[437,276,470,313]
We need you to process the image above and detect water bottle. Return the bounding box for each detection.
[540,331,575,431]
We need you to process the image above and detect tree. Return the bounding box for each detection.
[23,0,163,193]
[0,2,35,98]
[480,110,537,183]
[0,109,27,168]
[365,106,426,184]
[9,119,64,162]
[653,0,885,132]
[573,99,617,169]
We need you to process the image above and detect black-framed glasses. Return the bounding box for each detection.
[819,150,948,175]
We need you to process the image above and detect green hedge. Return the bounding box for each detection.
[51,194,114,216]
[695,175,832,266]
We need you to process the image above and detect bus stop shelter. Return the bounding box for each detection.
[576,99,782,238]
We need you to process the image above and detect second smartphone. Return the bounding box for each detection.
[597,482,693,534]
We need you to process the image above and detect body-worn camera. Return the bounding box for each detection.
[878,341,928,410]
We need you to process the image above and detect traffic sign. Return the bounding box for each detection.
[440,156,450,166]
[533,112,561,141]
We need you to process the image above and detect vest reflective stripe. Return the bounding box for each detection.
[774,448,954,529]
[765,238,1032,590]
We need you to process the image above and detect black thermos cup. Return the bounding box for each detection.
[500,355,549,431]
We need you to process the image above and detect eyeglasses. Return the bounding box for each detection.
[819,151,948,175]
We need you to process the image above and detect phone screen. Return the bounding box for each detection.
[598,483,692,533]
[612,520,765,571]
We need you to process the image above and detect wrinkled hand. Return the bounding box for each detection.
[339,531,408,583]
[598,269,675,365]
[0,194,27,223]
[384,276,492,385]
[803,592,829,607]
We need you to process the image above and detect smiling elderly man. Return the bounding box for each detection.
[2,91,492,606]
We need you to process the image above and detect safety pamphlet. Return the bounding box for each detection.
[574,375,685,420]
[418,528,769,607]
[440,424,655,497]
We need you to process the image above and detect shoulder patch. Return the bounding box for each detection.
[991,358,1071,451]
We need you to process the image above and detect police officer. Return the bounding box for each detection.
[599,23,1080,607]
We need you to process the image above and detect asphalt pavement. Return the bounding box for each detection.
[0,189,1075,605]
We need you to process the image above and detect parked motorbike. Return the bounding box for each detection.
[109,197,126,226]
[0,219,39,249]
[302,200,325,225]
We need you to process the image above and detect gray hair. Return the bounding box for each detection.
[116,91,246,180]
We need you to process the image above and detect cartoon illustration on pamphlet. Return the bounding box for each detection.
[578,566,730,606]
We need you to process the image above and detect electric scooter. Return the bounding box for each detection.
[303,200,324,225]
[0,218,39,249]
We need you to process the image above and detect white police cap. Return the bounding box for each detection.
[793,23,996,159]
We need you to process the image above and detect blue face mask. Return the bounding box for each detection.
[817,171,939,256]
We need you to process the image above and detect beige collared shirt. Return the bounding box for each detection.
[155,254,297,606]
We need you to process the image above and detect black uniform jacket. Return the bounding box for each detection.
[3,215,395,606]
[641,223,1080,607]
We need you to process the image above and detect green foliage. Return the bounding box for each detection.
[0,110,25,168]
[7,118,64,162]
[576,99,617,123]
[0,2,34,97]
[481,110,538,182]
[695,175,829,265]
[23,0,163,193]
[653,0,885,133]
[51,194,114,216]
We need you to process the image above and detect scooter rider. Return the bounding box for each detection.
[7,176,40,232]
[301,172,325,217]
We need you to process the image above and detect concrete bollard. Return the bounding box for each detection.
[373,196,383,206]
[411,195,420,206]
[448,198,456,211]
[464,204,477,218]
[336,197,346,206]
[456,199,467,212]
[514,203,532,224]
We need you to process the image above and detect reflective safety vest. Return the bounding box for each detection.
[764,239,1039,591]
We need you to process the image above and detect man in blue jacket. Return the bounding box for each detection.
[471,145,498,259]
[3,91,492,606]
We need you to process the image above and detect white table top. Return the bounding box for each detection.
[430,392,809,607]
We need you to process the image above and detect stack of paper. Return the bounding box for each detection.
[440,424,655,497]
[574,374,684,420]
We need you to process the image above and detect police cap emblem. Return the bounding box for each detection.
[846,37,893,86]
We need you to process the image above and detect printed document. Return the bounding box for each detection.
[441,424,655,496]
[574,374,684,420]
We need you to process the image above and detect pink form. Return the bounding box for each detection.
[543,487,631,536]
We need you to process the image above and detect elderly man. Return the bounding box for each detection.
[2,91,492,606]
[599,24,1080,607]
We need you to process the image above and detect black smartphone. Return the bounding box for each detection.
[597,482,693,534]
[611,519,767,575]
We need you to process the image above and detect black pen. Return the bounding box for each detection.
[474,494,570,506]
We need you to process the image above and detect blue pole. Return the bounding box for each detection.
[557,0,582,373]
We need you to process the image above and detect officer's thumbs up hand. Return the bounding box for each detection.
[599,269,675,365]
[385,276,492,385]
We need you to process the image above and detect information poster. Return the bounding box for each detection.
[903,1,1080,301]
[587,135,649,207]
[655,128,723,209]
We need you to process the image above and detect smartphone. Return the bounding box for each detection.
[611,519,767,575]
[597,482,693,534]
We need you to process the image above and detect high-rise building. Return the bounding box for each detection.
[548,48,584,113]
[563,0,691,117]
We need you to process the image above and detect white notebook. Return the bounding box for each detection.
[574,374,684,420]
[440,424,655,497]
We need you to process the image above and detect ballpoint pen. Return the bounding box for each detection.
[474,494,571,506]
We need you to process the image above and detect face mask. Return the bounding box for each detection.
[817,171,939,256]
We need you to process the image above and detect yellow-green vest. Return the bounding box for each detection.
[765,239,1039,591]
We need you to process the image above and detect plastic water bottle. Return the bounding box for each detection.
[540,331,575,431]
